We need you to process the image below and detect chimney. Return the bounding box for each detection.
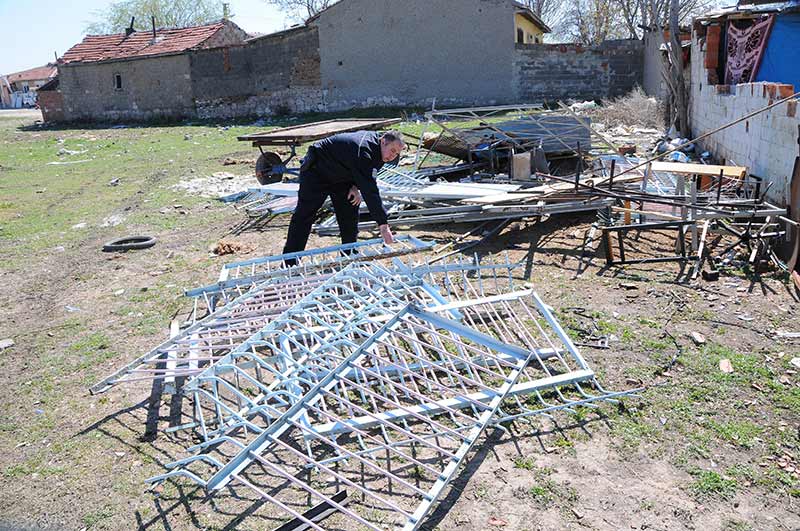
[151,16,156,40]
[223,3,230,20]
[125,17,135,37]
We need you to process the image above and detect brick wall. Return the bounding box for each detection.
[38,87,65,122]
[191,26,324,119]
[689,32,799,206]
[513,39,644,103]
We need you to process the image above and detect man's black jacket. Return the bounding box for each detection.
[305,131,389,225]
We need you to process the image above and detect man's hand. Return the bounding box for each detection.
[379,224,394,245]
[347,186,362,206]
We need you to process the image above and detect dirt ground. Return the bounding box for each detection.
[0,112,798,531]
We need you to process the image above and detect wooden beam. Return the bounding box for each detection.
[650,161,747,179]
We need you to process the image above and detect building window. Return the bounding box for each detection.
[22,84,30,93]
[517,28,524,44]
[114,74,122,90]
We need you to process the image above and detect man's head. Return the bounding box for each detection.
[380,131,406,163]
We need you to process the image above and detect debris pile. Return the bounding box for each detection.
[173,172,255,198]
[226,102,796,280]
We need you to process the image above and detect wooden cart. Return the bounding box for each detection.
[238,118,402,184]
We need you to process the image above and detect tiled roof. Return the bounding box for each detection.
[5,64,58,82]
[60,21,226,64]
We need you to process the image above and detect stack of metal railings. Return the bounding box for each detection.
[186,235,434,311]
[94,237,636,530]
[91,238,434,396]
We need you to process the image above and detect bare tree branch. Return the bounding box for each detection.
[263,0,338,22]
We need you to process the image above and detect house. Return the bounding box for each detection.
[0,64,57,108]
[513,2,551,44]
[51,0,645,123]
[688,0,800,206]
[304,0,558,111]
[55,19,248,121]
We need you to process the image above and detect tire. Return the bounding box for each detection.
[255,152,284,185]
[102,236,157,252]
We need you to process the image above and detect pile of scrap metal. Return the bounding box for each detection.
[417,103,591,170]
[226,101,797,279]
[226,104,608,236]
[92,237,637,530]
[585,156,793,277]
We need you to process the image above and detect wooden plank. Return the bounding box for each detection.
[511,152,532,180]
[603,228,614,265]
[692,219,711,280]
[650,161,747,179]
[238,118,402,144]
[382,182,521,201]
[464,173,643,205]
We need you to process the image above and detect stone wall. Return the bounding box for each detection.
[689,31,799,206]
[58,54,194,122]
[191,26,324,119]
[312,0,516,110]
[513,39,644,103]
[200,20,250,49]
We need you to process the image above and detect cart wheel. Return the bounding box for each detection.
[255,152,284,185]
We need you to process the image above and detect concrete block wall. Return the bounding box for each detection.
[513,39,644,103]
[689,33,799,206]
[191,26,325,119]
[58,55,195,122]
[642,31,667,98]
[312,0,516,111]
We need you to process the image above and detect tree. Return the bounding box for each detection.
[666,0,689,135]
[262,0,339,22]
[85,0,225,34]
[612,0,718,39]
[564,0,628,44]
[515,0,568,36]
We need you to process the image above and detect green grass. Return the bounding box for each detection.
[707,420,763,449]
[527,483,555,505]
[2,457,65,479]
[513,465,578,509]
[513,455,537,470]
[82,505,115,528]
[610,409,658,451]
[688,468,737,499]
[722,519,753,531]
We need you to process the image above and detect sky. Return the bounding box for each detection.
[0,0,293,75]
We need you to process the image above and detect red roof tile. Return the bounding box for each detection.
[6,64,58,82]
[60,21,227,64]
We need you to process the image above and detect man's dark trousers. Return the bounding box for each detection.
[283,167,359,255]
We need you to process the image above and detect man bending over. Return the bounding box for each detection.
[282,130,405,255]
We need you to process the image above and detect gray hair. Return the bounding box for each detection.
[381,130,405,147]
